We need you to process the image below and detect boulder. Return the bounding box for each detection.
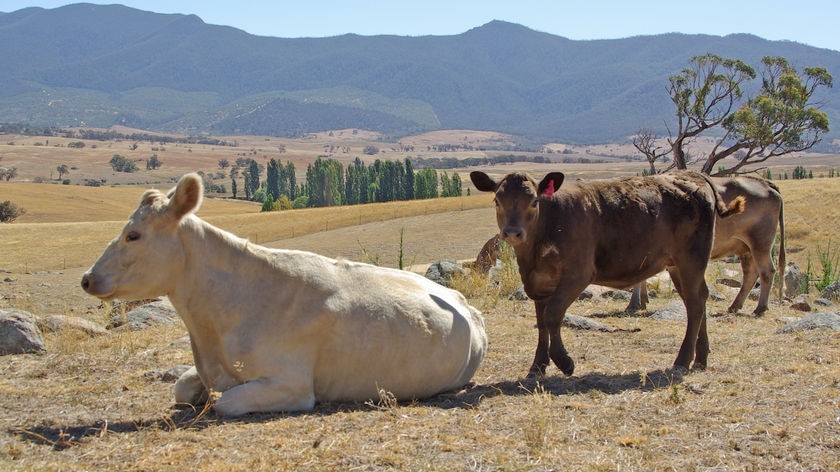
[108,299,180,331]
[0,309,46,355]
[776,312,840,333]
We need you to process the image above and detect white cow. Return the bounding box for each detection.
[81,173,487,416]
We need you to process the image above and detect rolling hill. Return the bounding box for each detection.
[2,3,839,146]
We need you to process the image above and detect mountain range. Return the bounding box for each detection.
[2,3,840,147]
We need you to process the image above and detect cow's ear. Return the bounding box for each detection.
[167,173,204,220]
[470,171,498,192]
[538,172,565,197]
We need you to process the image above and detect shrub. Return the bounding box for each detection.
[0,200,25,223]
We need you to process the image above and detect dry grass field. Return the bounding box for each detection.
[1,131,839,471]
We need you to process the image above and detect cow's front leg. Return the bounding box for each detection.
[174,366,209,406]
[213,375,316,417]
[528,300,550,377]
[544,291,581,376]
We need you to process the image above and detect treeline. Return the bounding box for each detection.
[0,123,233,147]
[410,154,550,170]
[238,157,464,211]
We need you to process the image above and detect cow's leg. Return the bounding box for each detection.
[752,249,777,316]
[544,288,585,376]
[174,366,210,406]
[669,266,710,370]
[728,252,758,314]
[213,375,316,417]
[528,300,550,377]
[626,282,648,312]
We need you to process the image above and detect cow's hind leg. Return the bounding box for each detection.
[728,252,758,314]
[668,267,710,371]
[214,376,316,417]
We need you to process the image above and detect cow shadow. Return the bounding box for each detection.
[10,368,684,447]
[432,366,686,409]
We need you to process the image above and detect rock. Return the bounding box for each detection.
[37,315,109,337]
[716,277,742,288]
[649,301,687,321]
[813,298,834,308]
[108,299,180,331]
[601,290,631,301]
[820,281,840,301]
[789,295,811,312]
[424,260,466,287]
[143,364,193,382]
[0,309,46,355]
[508,285,529,301]
[776,312,840,333]
[564,314,640,333]
[784,262,804,298]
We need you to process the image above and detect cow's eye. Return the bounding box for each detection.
[530,198,539,208]
[126,231,141,242]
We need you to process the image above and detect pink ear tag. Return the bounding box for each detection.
[543,178,555,197]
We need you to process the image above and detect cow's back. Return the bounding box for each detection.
[536,173,718,289]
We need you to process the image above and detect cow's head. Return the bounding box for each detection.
[470,171,564,246]
[81,173,203,301]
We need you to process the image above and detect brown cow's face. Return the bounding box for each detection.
[471,171,541,246]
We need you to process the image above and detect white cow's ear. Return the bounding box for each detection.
[168,173,204,219]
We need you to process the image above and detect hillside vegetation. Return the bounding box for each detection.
[2,4,840,144]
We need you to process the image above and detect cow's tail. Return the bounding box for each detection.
[700,174,745,218]
[769,181,786,303]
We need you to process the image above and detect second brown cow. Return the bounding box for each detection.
[470,170,744,376]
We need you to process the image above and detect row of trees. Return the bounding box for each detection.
[231,156,464,210]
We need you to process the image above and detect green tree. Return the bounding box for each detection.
[247,159,260,201]
[0,200,25,223]
[266,158,280,200]
[56,164,69,180]
[146,153,162,170]
[641,53,832,175]
[109,154,138,173]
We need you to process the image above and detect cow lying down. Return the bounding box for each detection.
[471,170,743,376]
[82,173,487,416]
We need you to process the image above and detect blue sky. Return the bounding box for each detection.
[4,1,840,52]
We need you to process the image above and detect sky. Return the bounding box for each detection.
[3,0,840,52]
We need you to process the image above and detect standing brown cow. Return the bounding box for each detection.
[628,175,785,316]
[470,170,743,376]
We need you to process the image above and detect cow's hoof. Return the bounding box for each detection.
[556,357,575,376]
[691,362,707,371]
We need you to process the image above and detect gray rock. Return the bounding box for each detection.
[776,312,840,333]
[108,299,180,331]
[813,297,834,307]
[784,262,805,298]
[144,364,193,382]
[0,309,46,355]
[649,301,687,321]
[424,260,465,287]
[820,281,840,301]
[564,314,640,333]
[508,285,529,301]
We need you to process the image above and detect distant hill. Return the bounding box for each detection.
[2,3,839,147]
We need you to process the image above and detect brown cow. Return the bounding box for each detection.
[628,175,785,316]
[470,170,744,375]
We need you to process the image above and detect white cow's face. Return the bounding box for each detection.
[81,174,203,301]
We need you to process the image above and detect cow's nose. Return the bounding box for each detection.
[81,273,92,292]
[501,227,524,243]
